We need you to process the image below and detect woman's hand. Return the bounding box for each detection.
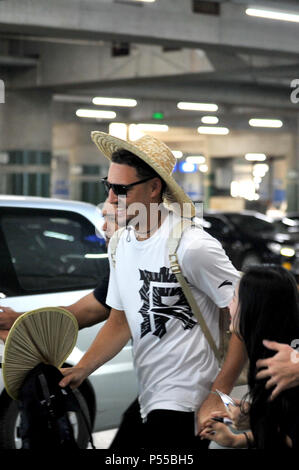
[199,415,244,448]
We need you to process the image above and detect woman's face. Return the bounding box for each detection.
[229,283,240,333]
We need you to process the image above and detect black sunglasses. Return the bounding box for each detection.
[101,176,154,196]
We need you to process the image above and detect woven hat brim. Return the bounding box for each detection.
[91,131,196,217]
[2,307,78,400]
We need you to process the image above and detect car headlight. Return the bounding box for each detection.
[280,247,296,257]
[268,243,295,257]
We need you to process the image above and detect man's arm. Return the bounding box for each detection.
[63,292,110,329]
[0,291,110,341]
[59,308,131,389]
[197,332,248,432]
[256,340,299,400]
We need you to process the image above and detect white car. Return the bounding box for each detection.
[0,196,137,449]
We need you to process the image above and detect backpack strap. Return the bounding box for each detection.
[109,227,126,269]
[168,219,222,364]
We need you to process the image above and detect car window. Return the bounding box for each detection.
[0,208,109,296]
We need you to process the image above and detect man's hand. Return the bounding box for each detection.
[59,366,88,390]
[256,340,299,400]
[0,306,20,330]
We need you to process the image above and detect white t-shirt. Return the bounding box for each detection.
[106,211,240,420]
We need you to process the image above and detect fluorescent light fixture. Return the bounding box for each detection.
[177,102,218,112]
[76,109,116,119]
[199,164,209,173]
[92,97,137,107]
[128,124,145,141]
[245,153,267,161]
[253,163,269,177]
[201,116,219,124]
[198,126,229,135]
[186,156,206,164]
[249,118,283,128]
[246,7,299,23]
[135,123,169,132]
[109,123,127,140]
[172,150,183,159]
[180,162,196,173]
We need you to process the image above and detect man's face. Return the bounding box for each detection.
[106,162,155,226]
[102,201,119,245]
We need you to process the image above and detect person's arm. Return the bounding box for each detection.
[63,292,110,329]
[197,333,248,432]
[0,306,20,330]
[59,307,130,389]
[256,340,299,400]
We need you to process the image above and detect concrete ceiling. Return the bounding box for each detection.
[0,0,298,133]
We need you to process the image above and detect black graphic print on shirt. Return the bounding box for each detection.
[138,266,197,339]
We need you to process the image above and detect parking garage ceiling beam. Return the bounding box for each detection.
[0,1,299,57]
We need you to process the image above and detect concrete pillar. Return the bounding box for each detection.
[52,121,109,203]
[0,90,53,196]
[286,117,299,213]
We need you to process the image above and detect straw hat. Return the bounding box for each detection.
[91,131,196,218]
[3,307,78,400]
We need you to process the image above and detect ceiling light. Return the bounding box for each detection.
[246,7,299,23]
[135,123,169,132]
[198,126,229,135]
[201,116,219,124]
[109,123,127,140]
[76,109,116,119]
[249,118,283,128]
[177,102,218,112]
[199,164,209,173]
[186,156,206,164]
[92,97,137,107]
[245,153,267,161]
[128,124,145,141]
[172,150,183,159]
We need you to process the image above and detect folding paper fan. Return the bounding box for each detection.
[2,307,78,400]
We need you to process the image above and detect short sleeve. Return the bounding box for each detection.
[93,272,111,310]
[178,229,240,308]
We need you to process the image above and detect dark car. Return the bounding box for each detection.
[202,211,299,278]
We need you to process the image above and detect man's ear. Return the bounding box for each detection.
[150,177,163,198]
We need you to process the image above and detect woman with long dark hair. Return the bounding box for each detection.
[200,265,299,449]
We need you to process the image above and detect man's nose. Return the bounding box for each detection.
[107,188,118,203]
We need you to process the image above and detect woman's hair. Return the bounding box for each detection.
[111,149,166,194]
[237,265,299,448]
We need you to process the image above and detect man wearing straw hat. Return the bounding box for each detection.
[59,132,245,449]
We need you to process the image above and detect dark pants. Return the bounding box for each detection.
[109,398,209,450]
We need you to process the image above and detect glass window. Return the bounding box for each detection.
[0,208,108,295]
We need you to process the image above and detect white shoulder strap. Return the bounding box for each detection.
[168,219,221,363]
[109,227,126,269]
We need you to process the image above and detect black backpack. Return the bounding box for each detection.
[17,362,95,449]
